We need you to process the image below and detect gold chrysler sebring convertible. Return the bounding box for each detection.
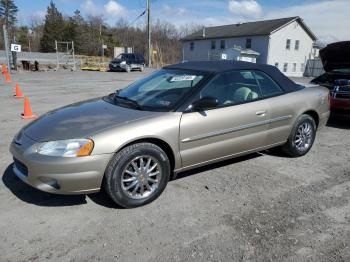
[10,61,330,208]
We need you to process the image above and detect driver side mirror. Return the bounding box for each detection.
[191,96,219,111]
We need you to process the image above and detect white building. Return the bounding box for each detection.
[181,17,317,77]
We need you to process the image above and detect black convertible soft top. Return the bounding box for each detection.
[164,60,303,93]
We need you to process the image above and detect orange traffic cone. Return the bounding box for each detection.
[14,83,24,98]
[5,72,11,83]
[21,97,36,119]
[2,64,7,75]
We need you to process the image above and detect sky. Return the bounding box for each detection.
[15,0,350,43]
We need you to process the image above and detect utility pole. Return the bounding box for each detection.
[147,0,151,68]
[3,25,11,73]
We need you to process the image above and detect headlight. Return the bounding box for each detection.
[37,139,94,157]
[120,61,126,65]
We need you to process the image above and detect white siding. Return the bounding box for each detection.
[267,20,314,77]
[182,35,269,64]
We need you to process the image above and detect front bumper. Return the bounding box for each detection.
[109,63,126,71]
[9,134,112,195]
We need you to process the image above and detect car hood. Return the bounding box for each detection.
[320,41,350,72]
[23,98,160,142]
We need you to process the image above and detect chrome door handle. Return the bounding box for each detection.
[256,110,266,116]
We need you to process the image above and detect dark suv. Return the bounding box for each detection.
[109,53,145,73]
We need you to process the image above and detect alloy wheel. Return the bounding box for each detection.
[121,156,162,199]
[295,122,313,152]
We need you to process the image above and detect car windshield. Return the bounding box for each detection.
[113,69,205,111]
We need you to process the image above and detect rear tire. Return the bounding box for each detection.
[282,114,316,157]
[104,143,170,208]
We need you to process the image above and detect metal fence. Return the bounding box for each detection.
[304,58,324,77]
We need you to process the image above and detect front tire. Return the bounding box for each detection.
[104,143,170,208]
[282,114,316,157]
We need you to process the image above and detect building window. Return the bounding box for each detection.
[292,63,297,72]
[190,42,194,51]
[211,40,216,50]
[286,39,291,50]
[283,63,288,72]
[220,40,225,49]
[295,40,300,50]
[246,38,252,49]
[275,63,279,68]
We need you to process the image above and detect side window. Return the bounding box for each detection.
[246,38,252,49]
[199,70,261,108]
[211,40,216,50]
[220,40,225,49]
[286,39,291,50]
[295,40,300,50]
[253,71,283,98]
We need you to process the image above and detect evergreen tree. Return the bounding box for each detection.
[40,1,65,52]
[0,0,18,29]
[17,26,29,46]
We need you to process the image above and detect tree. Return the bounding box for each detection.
[16,26,29,47]
[0,0,18,29]
[40,1,65,52]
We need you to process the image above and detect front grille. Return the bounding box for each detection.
[13,158,28,177]
[335,93,350,99]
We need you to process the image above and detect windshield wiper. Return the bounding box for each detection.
[114,94,142,110]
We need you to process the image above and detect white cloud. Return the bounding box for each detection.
[163,4,186,17]
[82,0,126,18]
[104,0,126,17]
[228,0,262,19]
[33,10,46,20]
[263,0,350,42]
[82,0,100,16]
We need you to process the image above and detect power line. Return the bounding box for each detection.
[127,9,146,27]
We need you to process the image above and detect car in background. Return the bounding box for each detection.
[311,41,350,116]
[109,53,145,73]
[10,61,330,208]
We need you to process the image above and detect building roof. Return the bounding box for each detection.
[164,60,302,93]
[232,46,260,56]
[182,16,317,41]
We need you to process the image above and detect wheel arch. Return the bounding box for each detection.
[302,110,319,128]
[118,137,176,172]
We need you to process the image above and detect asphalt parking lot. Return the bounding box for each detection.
[0,69,349,262]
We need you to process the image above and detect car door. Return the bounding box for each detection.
[253,70,295,145]
[179,70,270,169]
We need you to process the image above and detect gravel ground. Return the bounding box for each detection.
[0,70,349,262]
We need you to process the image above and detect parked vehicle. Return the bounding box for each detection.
[10,61,330,208]
[109,53,145,72]
[311,41,350,115]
